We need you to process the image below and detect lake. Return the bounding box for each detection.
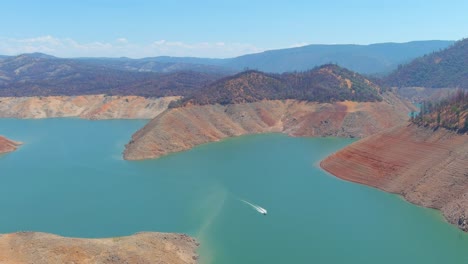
[1,118,467,263]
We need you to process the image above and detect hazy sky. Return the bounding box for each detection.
[1,0,467,58]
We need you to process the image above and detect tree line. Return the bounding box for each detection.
[411,89,468,133]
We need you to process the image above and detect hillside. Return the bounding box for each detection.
[0,53,222,97]
[411,90,468,133]
[174,64,382,107]
[124,93,412,160]
[124,64,415,160]
[385,38,468,88]
[321,124,468,231]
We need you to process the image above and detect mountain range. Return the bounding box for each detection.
[0,53,222,97]
[112,40,455,75]
[0,40,453,76]
[220,40,454,74]
[1,39,466,100]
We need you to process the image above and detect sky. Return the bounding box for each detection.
[1,0,467,58]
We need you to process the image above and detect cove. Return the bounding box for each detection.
[1,118,467,264]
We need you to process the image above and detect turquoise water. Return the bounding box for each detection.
[1,118,467,263]
[409,102,422,117]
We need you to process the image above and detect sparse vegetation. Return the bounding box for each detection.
[0,55,381,104]
[412,89,468,133]
[171,64,382,107]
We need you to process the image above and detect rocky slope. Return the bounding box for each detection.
[0,95,180,119]
[0,232,198,264]
[321,124,468,231]
[124,93,413,160]
[0,136,21,154]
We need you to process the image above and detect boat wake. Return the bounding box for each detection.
[240,199,267,215]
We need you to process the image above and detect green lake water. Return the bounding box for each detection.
[1,118,467,263]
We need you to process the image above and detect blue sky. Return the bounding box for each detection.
[1,0,467,58]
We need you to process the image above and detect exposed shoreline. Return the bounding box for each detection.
[320,123,468,231]
[0,94,423,262]
[0,136,21,154]
[124,93,414,160]
[0,231,198,264]
[0,95,180,119]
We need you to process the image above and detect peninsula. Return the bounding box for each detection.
[0,136,21,154]
[0,232,198,264]
[124,65,414,160]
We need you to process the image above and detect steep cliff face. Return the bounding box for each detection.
[0,232,198,264]
[0,136,21,154]
[0,95,180,119]
[124,93,412,160]
[321,124,468,231]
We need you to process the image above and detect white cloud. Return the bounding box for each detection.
[0,35,265,58]
[152,40,166,46]
[116,38,128,44]
[289,42,309,48]
[18,35,62,45]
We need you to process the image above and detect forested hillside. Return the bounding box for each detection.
[385,39,468,88]
[172,64,382,106]
[412,90,468,133]
[0,54,223,97]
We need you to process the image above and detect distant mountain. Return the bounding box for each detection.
[173,64,382,107]
[0,53,382,100]
[0,54,223,97]
[0,39,457,97]
[149,56,225,65]
[116,40,453,75]
[0,40,452,76]
[221,41,454,74]
[384,38,468,88]
[77,56,233,75]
